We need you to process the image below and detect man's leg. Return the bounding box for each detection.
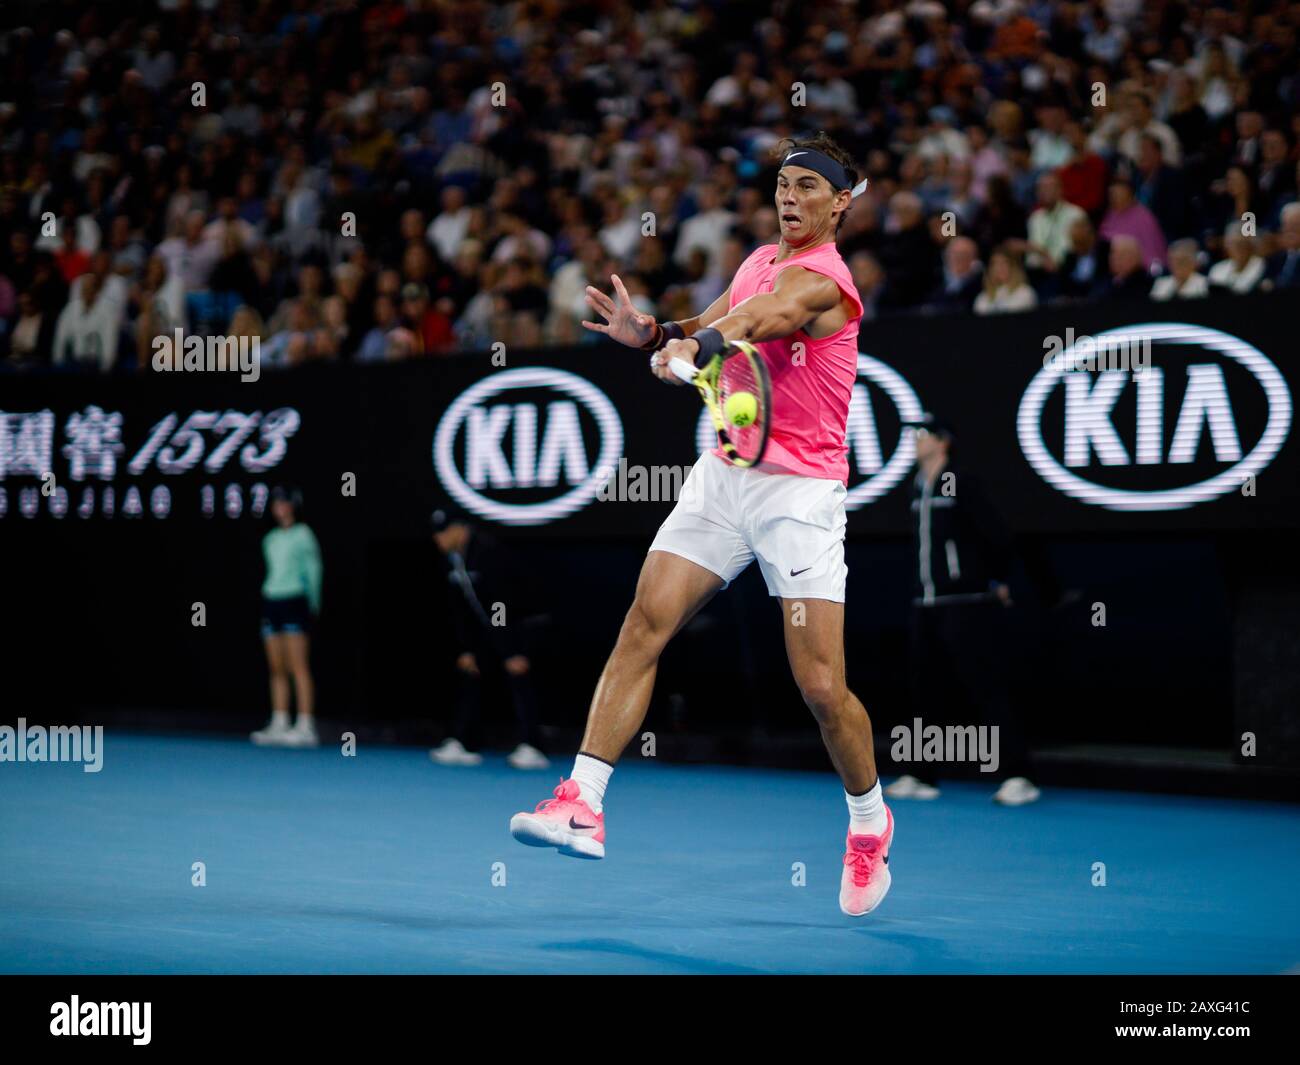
[512,450,748,855]
[509,549,723,858]
[782,596,894,916]
[780,597,876,793]
[579,549,723,762]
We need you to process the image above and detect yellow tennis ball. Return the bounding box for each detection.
[724,391,757,427]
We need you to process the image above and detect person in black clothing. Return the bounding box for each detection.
[886,415,1040,805]
[874,191,941,310]
[925,236,984,313]
[1267,203,1300,289]
[972,174,1027,259]
[429,508,550,770]
[1102,235,1154,300]
[1256,129,1296,228]
[1056,216,1109,300]
[1135,135,1188,241]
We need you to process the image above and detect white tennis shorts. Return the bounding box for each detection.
[649,450,848,602]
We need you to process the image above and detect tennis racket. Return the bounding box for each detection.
[668,339,772,468]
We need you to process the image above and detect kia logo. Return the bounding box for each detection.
[1018,323,1292,511]
[434,367,624,525]
[694,353,924,507]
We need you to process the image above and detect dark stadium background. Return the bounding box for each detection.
[1,0,1298,796]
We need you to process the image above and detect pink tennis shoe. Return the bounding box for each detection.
[510,778,606,859]
[840,806,894,916]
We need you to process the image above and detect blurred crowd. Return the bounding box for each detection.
[1,0,1299,373]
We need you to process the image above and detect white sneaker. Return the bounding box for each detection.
[251,715,292,746]
[429,738,483,767]
[506,743,550,770]
[279,718,320,749]
[992,776,1041,806]
[884,774,941,800]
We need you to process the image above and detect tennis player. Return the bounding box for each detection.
[510,133,893,916]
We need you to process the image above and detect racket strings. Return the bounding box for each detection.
[718,353,767,461]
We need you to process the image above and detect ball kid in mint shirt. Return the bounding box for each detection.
[261,523,323,615]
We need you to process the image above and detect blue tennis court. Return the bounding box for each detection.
[2,733,1297,974]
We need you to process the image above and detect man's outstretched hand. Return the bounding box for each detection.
[582,273,657,348]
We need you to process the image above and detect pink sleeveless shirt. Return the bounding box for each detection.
[716,240,863,484]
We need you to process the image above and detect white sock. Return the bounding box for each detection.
[846,782,888,836]
[571,753,612,813]
[269,709,290,729]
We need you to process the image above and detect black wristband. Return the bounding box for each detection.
[641,320,686,351]
[691,326,725,366]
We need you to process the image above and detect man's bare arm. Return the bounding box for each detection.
[675,284,733,335]
[649,267,844,384]
[706,267,841,344]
